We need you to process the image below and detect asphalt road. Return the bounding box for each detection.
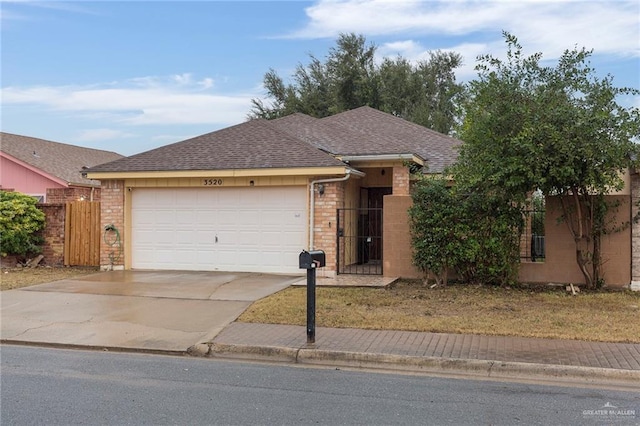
[1,345,638,425]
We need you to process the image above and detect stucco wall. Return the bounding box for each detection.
[0,156,65,198]
[631,172,640,288]
[382,195,420,278]
[383,193,631,287]
[519,195,631,287]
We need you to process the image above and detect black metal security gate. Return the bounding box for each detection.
[337,208,383,275]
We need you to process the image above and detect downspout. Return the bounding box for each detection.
[309,169,364,250]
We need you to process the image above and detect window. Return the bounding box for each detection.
[520,194,545,262]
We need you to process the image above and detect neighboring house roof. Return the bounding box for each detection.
[86,106,461,175]
[86,118,345,173]
[0,132,124,187]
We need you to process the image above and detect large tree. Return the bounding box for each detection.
[455,32,640,288]
[250,33,463,135]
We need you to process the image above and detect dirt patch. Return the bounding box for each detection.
[239,279,640,343]
[1,266,100,291]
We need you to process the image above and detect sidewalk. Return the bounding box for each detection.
[203,322,640,387]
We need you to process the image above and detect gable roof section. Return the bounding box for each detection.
[320,106,461,173]
[0,132,124,187]
[85,107,461,177]
[86,118,345,174]
[272,113,383,156]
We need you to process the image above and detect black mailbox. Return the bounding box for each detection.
[299,250,326,269]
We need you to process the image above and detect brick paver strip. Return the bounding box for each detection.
[214,322,640,371]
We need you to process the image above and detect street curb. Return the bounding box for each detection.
[208,342,299,363]
[298,349,640,384]
[207,342,640,387]
[0,339,187,357]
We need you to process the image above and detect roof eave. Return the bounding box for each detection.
[85,166,350,180]
[1,151,70,187]
[337,153,425,166]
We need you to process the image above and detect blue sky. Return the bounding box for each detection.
[2,0,639,156]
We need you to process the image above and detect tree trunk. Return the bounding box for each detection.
[575,246,594,288]
[592,234,602,288]
[561,194,595,288]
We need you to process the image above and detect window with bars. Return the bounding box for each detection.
[520,197,545,262]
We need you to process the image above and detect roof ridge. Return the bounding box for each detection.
[323,106,459,139]
[261,117,340,158]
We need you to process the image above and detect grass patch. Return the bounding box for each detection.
[239,280,640,343]
[1,266,100,291]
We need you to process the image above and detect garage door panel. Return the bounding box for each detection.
[175,231,197,244]
[175,210,196,224]
[155,210,176,225]
[195,249,216,266]
[232,231,261,245]
[195,210,217,226]
[132,187,307,273]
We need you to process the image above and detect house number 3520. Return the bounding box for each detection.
[203,179,223,186]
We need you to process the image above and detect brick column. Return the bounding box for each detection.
[100,179,125,270]
[39,203,65,266]
[392,166,410,196]
[312,180,345,277]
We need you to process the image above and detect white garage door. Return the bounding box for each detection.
[131,186,307,274]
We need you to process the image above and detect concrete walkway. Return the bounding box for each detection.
[207,322,640,387]
[2,271,639,387]
[1,271,300,352]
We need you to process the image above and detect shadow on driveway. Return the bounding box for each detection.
[1,270,300,353]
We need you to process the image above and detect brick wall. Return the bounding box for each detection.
[46,187,100,203]
[392,166,410,195]
[38,203,66,266]
[312,180,345,277]
[99,180,125,270]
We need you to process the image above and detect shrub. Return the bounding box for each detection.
[0,191,45,257]
[409,178,522,286]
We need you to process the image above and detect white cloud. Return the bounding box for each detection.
[290,0,639,60]
[1,74,255,127]
[199,78,214,90]
[2,1,99,16]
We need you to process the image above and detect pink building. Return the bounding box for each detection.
[1,132,123,202]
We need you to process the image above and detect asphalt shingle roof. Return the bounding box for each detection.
[0,132,124,186]
[86,107,461,175]
[87,118,345,173]
[319,106,461,173]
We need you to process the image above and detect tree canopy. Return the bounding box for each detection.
[454,32,640,288]
[249,33,464,134]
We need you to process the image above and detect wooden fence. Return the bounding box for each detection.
[64,201,101,266]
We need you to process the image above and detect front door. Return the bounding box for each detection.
[336,187,391,275]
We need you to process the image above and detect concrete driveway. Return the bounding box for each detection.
[1,271,300,352]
